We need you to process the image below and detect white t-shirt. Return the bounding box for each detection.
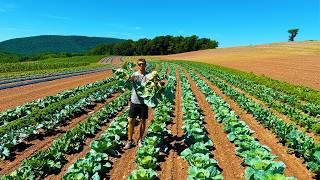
[130,71,150,104]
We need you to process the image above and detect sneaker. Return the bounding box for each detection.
[137,139,142,147]
[124,140,134,150]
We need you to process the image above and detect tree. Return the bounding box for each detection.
[288,28,299,41]
[88,35,219,55]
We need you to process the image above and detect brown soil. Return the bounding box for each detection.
[158,41,320,89]
[158,67,188,180]
[45,108,126,180]
[108,109,154,179]
[0,93,120,176]
[182,68,245,180]
[0,70,113,112]
[194,71,315,179]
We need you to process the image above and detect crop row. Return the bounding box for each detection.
[128,65,176,179]
[189,65,320,174]
[0,80,120,159]
[63,111,129,179]
[1,92,130,179]
[188,69,294,179]
[0,61,90,73]
[178,68,223,179]
[185,63,319,134]
[0,76,116,124]
[186,62,320,117]
[1,60,155,160]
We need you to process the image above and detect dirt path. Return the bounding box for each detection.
[182,68,245,180]
[108,109,154,179]
[0,93,120,175]
[193,71,314,179]
[111,56,124,65]
[0,70,113,112]
[158,66,188,180]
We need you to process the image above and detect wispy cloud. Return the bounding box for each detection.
[41,14,71,21]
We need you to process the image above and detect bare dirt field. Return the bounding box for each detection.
[158,41,320,89]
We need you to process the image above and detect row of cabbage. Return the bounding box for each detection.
[185,62,320,133]
[0,60,159,177]
[63,111,130,179]
[0,76,116,124]
[1,92,130,179]
[61,62,169,179]
[188,69,294,179]
[194,63,320,116]
[128,65,176,180]
[178,68,223,179]
[0,79,120,159]
[187,65,320,174]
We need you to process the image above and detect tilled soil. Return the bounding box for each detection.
[194,71,315,179]
[108,109,154,179]
[158,67,188,180]
[0,70,113,111]
[0,93,120,176]
[158,41,320,89]
[182,68,245,180]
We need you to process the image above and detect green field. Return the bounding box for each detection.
[0,55,108,78]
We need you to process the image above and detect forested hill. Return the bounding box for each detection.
[0,35,125,54]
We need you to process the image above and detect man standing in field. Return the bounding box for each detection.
[124,58,150,149]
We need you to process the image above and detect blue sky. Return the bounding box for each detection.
[0,0,319,47]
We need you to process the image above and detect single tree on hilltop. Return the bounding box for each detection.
[288,28,299,41]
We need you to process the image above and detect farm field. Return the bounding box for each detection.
[0,56,123,111]
[1,0,318,179]
[158,41,320,90]
[0,58,319,180]
[0,55,114,79]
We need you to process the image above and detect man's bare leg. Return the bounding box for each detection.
[124,117,135,149]
[128,117,136,141]
[139,119,146,141]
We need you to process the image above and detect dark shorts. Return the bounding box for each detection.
[128,103,148,119]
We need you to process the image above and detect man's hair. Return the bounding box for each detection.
[137,58,146,64]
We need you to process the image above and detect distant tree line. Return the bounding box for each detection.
[88,35,218,55]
